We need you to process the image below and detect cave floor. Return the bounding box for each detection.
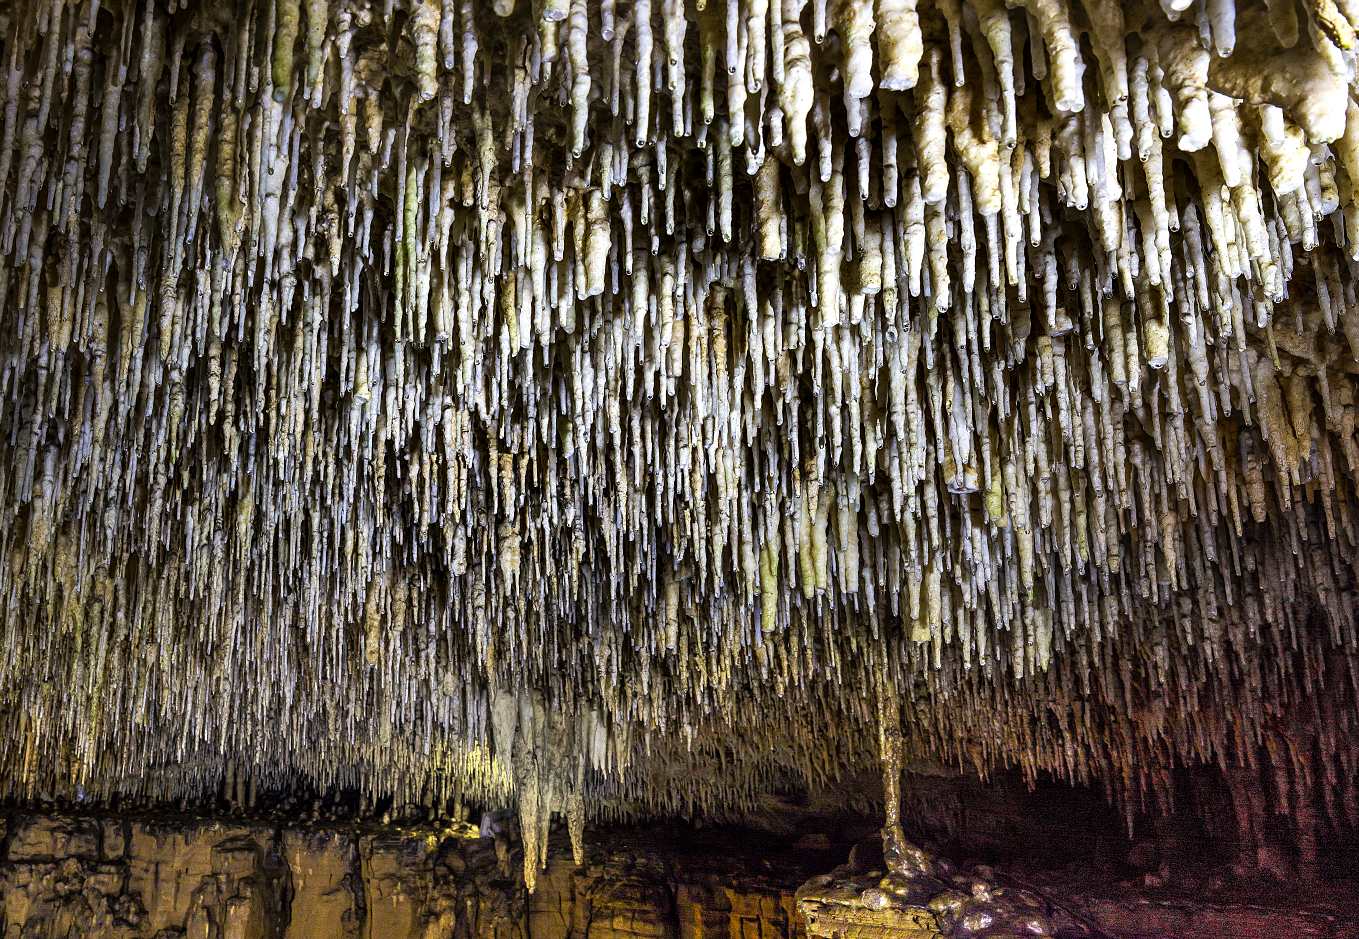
[584,821,1359,939]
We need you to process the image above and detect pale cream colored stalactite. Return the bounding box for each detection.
[0,0,1356,858]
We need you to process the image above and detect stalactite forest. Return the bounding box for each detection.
[0,0,1357,893]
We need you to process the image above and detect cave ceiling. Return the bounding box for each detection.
[0,0,1357,888]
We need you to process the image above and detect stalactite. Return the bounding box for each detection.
[0,0,1354,874]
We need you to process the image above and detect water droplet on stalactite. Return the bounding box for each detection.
[0,0,1355,865]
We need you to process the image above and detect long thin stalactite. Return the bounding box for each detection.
[0,0,1357,891]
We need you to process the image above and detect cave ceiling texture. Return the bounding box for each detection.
[1,0,1359,892]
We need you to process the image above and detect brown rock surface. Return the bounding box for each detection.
[0,815,522,939]
[282,829,362,939]
[0,813,1351,939]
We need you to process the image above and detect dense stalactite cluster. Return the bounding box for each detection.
[2,0,1359,891]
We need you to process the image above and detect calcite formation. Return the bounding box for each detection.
[0,0,1357,893]
[810,740,1098,937]
[795,844,1099,939]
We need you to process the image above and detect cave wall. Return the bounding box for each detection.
[0,815,811,939]
[0,814,515,939]
[0,811,1350,939]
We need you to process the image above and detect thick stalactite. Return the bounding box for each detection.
[0,0,1357,895]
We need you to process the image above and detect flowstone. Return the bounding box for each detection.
[796,829,1104,939]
